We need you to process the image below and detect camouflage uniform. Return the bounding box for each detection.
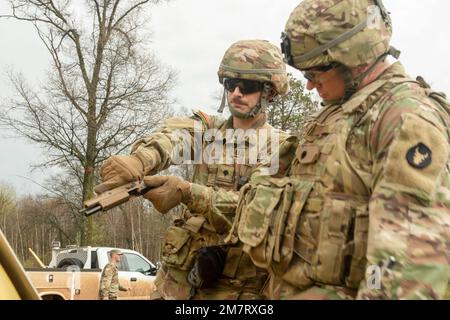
[226,0,450,299]
[98,262,127,300]
[129,40,292,300]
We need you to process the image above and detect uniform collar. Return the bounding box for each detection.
[342,62,412,114]
[217,114,273,145]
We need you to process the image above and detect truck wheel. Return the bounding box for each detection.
[57,258,84,269]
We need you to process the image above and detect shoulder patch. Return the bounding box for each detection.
[406,143,432,169]
[384,113,448,201]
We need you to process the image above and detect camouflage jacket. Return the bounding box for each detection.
[227,62,450,300]
[98,262,127,300]
[131,111,290,232]
[132,111,291,299]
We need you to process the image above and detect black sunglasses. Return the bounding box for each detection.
[223,78,264,95]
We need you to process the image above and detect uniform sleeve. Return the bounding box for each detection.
[357,97,450,299]
[186,184,239,233]
[131,113,211,174]
[99,264,114,300]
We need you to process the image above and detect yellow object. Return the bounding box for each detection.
[0,264,21,300]
[0,230,40,300]
[28,248,46,268]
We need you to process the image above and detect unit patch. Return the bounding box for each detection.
[406,143,432,169]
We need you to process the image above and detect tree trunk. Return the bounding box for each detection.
[81,112,97,245]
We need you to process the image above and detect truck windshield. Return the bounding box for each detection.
[122,253,151,274]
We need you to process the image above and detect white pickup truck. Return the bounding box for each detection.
[26,244,157,300]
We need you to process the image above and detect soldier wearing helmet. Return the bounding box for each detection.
[96,39,294,299]
[225,0,450,299]
[217,39,289,119]
[98,249,129,300]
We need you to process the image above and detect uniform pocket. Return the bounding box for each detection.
[161,226,192,268]
[345,204,369,288]
[237,176,314,272]
[215,164,235,188]
[272,180,314,275]
[238,185,283,247]
[311,197,367,285]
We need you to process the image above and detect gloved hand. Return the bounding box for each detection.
[143,176,191,213]
[94,155,144,194]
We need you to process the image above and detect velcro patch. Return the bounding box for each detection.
[406,143,432,169]
[384,113,449,199]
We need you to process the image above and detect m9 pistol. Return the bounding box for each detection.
[80,180,151,217]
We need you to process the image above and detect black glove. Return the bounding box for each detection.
[187,246,227,288]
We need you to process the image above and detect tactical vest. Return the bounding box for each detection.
[157,112,275,300]
[228,72,450,299]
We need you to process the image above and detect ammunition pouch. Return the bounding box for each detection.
[161,226,194,270]
[229,175,314,276]
[161,216,219,271]
[230,174,370,289]
[158,216,223,299]
[309,197,369,288]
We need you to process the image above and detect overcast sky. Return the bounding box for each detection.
[1,0,449,195]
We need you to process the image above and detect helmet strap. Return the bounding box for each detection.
[337,46,400,103]
[258,83,272,114]
[334,63,358,103]
[217,88,227,113]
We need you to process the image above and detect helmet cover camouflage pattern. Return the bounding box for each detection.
[283,0,393,70]
[218,39,289,96]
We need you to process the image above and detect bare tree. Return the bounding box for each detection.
[0,183,16,233]
[0,0,176,244]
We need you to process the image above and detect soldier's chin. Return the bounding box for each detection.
[321,94,342,105]
[231,103,249,111]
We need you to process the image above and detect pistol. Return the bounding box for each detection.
[80,180,152,217]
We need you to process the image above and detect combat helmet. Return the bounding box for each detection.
[281,0,400,102]
[217,39,289,118]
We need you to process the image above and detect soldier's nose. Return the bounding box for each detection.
[306,79,316,91]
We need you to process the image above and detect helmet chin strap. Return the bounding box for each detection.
[217,83,271,119]
[217,89,227,113]
[336,46,400,103]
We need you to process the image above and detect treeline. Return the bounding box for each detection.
[0,185,179,266]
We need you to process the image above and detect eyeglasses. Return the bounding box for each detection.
[223,78,264,95]
[302,65,334,83]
